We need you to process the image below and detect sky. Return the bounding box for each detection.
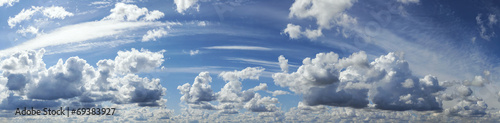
[0,0,500,122]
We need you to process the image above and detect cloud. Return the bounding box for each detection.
[285,0,358,40]
[1,3,173,57]
[204,46,272,51]
[0,48,167,110]
[178,71,216,109]
[476,13,497,41]
[178,67,281,115]
[16,26,39,36]
[114,48,165,74]
[283,23,301,39]
[244,93,278,112]
[397,0,419,4]
[7,6,73,28]
[42,6,74,19]
[278,55,289,73]
[273,51,445,110]
[0,21,165,58]
[174,0,200,14]
[7,6,42,28]
[143,10,165,21]
[289,0,356,29]
[268,90,289,96]
[103,3,147,21]
[0,0,19,7]
[189,50,200,56]
[142,28,168,42]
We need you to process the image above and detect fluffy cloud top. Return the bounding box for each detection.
[284,0,358,40]
[273,51,445,110]
[174,0,199,14]
[142,28,168,42]
[114,48,165,74]
[178,67,280,114]
[0,48,167,109]
[104,3,165,21]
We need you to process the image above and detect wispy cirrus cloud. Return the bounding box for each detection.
[203,46,272,51]
[0,20,175,57]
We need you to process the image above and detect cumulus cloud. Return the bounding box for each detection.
[283,23,301,39]
[142,28,168,42]
[273,51,445,111]
[178,67,280,114]
[113,48,165,74]
[174,0,200,14]
[178,72,216,109]
[42,6,74,19]
[0,48,167,110]
[285,0,358,40]
[244,93,278,112]
[103,3,165,22]
[0,0,19,7]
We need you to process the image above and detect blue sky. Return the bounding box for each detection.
[0,0,500,122]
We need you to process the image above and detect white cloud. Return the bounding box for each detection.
[7,6,42,28]
[0,0,19,7]
[285,0,357,40]
[104,3,165,21]
[178,67,281,115]
[197,21,207,26]
[268,90,289,96]
[204,46,272,51]
[476,13,497,41]
[283,23,301,39]
[0,20,165,58]
[178,71,216,108]
[114,48,165,74]
[143,10,165,21]
[397,0,419,4]
[289,0,356,29]
[278,55,289,73]
[142,28,168,42]
[244,93,278,112]
[190,50,200,56]
[273,51,445,110]
[0,48,167,107]
[42,6,74,19]
[16,26,39,36]
[174,0,200,14]
[8,6,74,28]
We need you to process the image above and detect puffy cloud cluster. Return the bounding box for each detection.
[103,3,165,21]
[178,67,282,115]
[8,6,73,28]
[142,28,168,42]
[284,0,358,40]
[273,51,445,111]
[174,0,200,14]
[0,48,167,110]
